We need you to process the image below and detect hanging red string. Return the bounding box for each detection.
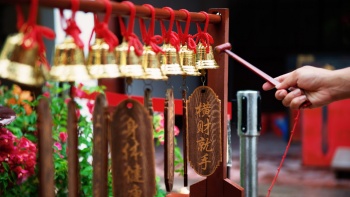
[88,0,119,51]
[15,0,56,70]
[193,11,214,53]
[160,7,181,52]
[176,9,196,52]
[139,4,163,54]
[266,110,301,197]
[59,0,84,48]
[118,1,143,56]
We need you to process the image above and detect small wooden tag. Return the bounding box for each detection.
[182,89,188,187]
[110,99,156,197]
[187,86,222,176]
[164,88,175,192]
[144,88,154,116]
[37,98,55,197]
[92,94,108,197]
[67,100,80,197]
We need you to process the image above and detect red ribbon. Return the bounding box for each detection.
[119,1,143,56]
[193,11,214,53]
[139,4,164,54]
[59,0,84,48]
[89,0,119,51]
[176,9,196,52]
[15,0,56,70]
[160,7,180,52]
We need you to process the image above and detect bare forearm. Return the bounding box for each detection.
[330,67,350,101]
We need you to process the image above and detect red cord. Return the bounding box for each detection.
[59,0,84,48]
[193,11,214,53]
[176,9,196,52]
[160,7,180,52]
[139,4,163,54]
[88,0,119,51]
[15,0,55,70]
[266,110,301,197]
[118,1,143,56]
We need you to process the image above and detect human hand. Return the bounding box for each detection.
[262,66,336,109]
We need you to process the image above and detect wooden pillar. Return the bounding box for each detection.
[190,8,244,197]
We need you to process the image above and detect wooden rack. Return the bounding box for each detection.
[0,0,243,196]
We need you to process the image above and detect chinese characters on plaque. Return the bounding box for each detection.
[110,99,156,197]
[187,86,222,176]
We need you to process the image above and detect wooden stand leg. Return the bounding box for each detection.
[190,8,244,197]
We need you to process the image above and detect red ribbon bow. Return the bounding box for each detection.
[139,4,164,54]
[176,9,197,52]
[193,11,214,53]
[160,7,181,52]
[119,1,143,56]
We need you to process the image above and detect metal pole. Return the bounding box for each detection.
[237,90,261,197]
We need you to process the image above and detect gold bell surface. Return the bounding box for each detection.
[86,38,120,79]
[195,42,219,70]
[160,43,185,75]
[50,37,91,82]
[0,33,46,86]
[139,45,167,80]
[115,41,144,78]
[179,45,201,76]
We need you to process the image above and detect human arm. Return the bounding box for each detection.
[262,66,350,109]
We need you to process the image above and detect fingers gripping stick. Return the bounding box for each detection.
[214,42,312,108]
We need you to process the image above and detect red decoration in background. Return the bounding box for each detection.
[139,4,164,54]
[59,0,83,48]
[118,1,143,56]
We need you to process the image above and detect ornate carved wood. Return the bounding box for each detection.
[187,86,222,176]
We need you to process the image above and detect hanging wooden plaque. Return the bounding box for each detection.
[37,98,55,197]
[164,88,175,192]
[182,89,188,187]
[67,100,79,197]
[92,94,108,197]
[110,99,156,197]
[187,86,222,176]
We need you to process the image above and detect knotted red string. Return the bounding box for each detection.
[89,0,119,51]
[118,1,143,56]
[176,9,196,52]
[266,110,301,197]
[139,4,163,54]
[160,7,180,52]
[60,0,84,48]
[193,11,214,53]
[15,0,56,70]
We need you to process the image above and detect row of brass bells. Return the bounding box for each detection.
[50,37,91,82]
[0,33,47,86]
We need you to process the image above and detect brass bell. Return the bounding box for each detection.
[50,37,91,82]
[195,42,219,70]
[160,43,185,75]
[115,40,144,78]
[139,46,167,80]
[86,38,121,79]
[179,44,201,76]
[0,33,46,86]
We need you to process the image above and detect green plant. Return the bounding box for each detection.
[0,82,183,196]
